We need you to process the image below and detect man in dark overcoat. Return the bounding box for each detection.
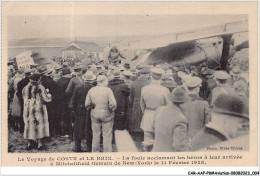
[38,65,60,136]
[108,69,130,131]
[71,71,96,152]
[129,68,151,140]
[56,67,72,138]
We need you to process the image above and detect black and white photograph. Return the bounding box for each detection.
[1,3,259,174]
[6,14,250,154]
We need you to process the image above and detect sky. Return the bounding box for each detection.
[8,15,247,40]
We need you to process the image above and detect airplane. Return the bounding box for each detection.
[129,20,248,70]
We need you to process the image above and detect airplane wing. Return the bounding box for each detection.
[129,20,248,50]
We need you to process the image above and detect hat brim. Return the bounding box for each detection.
[168,94,190,103]
[230,71,240,75]
[82,75,96,81]
[39,71,47,75]
[73,66,83,70]
[213,107,249,119]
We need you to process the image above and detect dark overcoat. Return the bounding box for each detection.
[41,75,60,135]
[56,77,71,134]
[65,75,84,108]
[71,82,93,140]
[129,76,151,132]
[108,78,130,130]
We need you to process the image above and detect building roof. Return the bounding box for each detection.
[62,41,103,52]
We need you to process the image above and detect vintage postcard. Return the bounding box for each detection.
[1,1,258,170]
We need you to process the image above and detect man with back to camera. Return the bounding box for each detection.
[140,67,170,151]
[152,86,189,152]
[85,75,117,152]
[191,93,249,151]
[181,77,211,143]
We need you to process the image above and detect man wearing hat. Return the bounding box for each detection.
[30,63,38,74]
[198,67,216,100]
[65,63,85,135]
[129,67,151,140]
[136,63,148,72]
[96,64,103,74]
[130,67,137,81]
[140,67,170,151]
[160,73,177,92]
[8,60,15,83]
[172,67,183,86]
[52,65,62,81]
[124,63,130,71]
[38,65,60,136]
[85,75,117,152]
[65,63,84,106]
[119,65,125,74]
[122,70,133,88]
[229,66,248,91]
[191,94,249,151]
[56,67,72,138]
[152,86,189,152]
[108,69,130,133]
[181,77,211,142]
[71,71,96,152]
[209,70,234,106]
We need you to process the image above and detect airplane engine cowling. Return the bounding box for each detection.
[146,41,222,69]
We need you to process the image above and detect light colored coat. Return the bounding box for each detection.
[85,85,117,123]
[152,104,189,152]
[181,94,211,139]
[140,82,170,132]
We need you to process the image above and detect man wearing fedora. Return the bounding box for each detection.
[56,67,72,138]
[181,77,211,142]
[129,67,151,140]
[65,63,85,131]
[8,59,15,83]
[65,63,84,98]
[152,86,189,152]
[38,65,60,136]
[122,70,133,88]
[191,94,249,151]
[71,71,96,152]
[140,67,170,151]
[209,70,234,106]
[123,63,130,71]
[108,69,130,133]
[85,75,117,152]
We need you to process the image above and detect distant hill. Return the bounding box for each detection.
[8,35,151,48]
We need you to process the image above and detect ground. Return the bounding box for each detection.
[8,129,143,153]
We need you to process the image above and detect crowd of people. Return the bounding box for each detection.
[7,50,249,152]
